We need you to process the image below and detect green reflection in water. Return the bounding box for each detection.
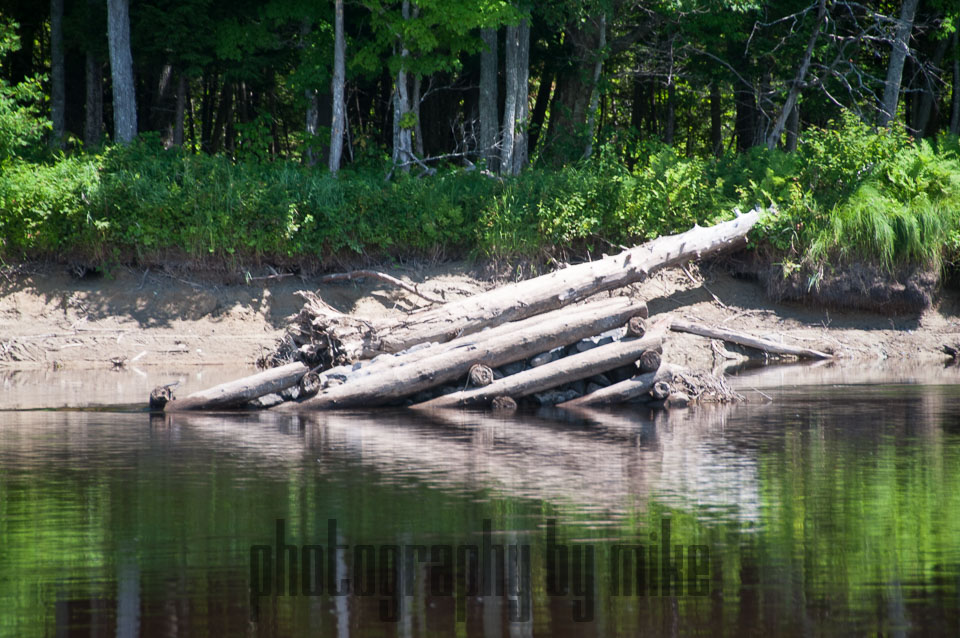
[0,385,958,636]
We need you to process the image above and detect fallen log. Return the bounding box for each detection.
[670,320,832,360]
[412,326,668,409]
[316,295,643,386]
[290,209,763,362]
[277,298,649,410]
[163,362,308,412]
[557,364,676,407]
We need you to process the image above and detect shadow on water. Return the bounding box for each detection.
[2,374,960,635]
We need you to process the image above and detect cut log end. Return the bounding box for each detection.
[491,396,517,412]
[650,381,671,401]
[638,349,661,373]
[468,363,495,387]
[626,315,647,338]
[149,386,174,410]
[299,371,322,397]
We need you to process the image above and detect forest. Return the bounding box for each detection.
[1,0,960,275]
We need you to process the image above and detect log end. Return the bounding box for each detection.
[491,396,517,412]
[149,385,174,410]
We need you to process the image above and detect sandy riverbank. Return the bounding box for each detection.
[2,259,960,376]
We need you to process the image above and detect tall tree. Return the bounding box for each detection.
[479,27,498,169]
[107,0,137,143]
[766,0,828,149]
[49,0,65,149]
[952,30,960,135]
[329,0,346,173]
[879,0,920,127]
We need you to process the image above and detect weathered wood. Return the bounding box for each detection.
[318,296,642,386]
[669,319,832,359]
[469,364,495,387]
[279,298,649,410]
[412,327,667,409]
[650,381,671,400]
[559,363,680,407]
[491,396,517,411]
[164,362,308,411]
[638,349,661,373]
[307,210,761,360]
[627,316,647,338]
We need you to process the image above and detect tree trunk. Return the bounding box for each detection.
[879,0,920,127]
[500,23,519,173]
[913,35,950,137]
[163,362,308,412]
[282,298,647,410]
[296,209,762,361]
[50,0,66,149]
[479,27,499,169]
[511,20,530,174]
[734,84,756,151]
[107,0,137,144]
[527,71,552,156]
[710,82,722,157]
[329,0,346,173]
[766,0,827,150]
[392,0,414,170]
[542,19,604,162]
[663,80,676,146]
[952,32,960,135]
[412,75,424,157]
[785,102,799,151]
[84,49,103,147]
[413,330,667,409]
[583,15,606,159]
[173,72,186,147]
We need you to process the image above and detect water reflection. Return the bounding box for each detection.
[0,384,959,636]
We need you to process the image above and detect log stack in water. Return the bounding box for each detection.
[149,210,801,412]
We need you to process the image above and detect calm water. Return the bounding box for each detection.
[1,370,960,636]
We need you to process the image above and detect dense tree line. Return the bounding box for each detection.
[1,0,959,173]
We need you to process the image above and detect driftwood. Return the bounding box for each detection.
[638,349,661,373]
[315,296,645,386]
[288,210,762,362]
[557,365,673,407]
[278,298,649,410]
[412,326,668,409]
[670,320,833,360]
[163,362,308,411]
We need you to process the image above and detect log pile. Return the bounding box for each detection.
[154,209,819,413]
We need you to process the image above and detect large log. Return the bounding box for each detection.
[316,295,644,386]
[163,362,308,412]
[277,298,648,410]
[302,210,762,361]
[558,363,686,407]
[669,320,832,360]
[412,326,668,409]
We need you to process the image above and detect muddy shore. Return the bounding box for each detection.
[2,259,959,380]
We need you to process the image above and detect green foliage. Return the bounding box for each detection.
[0,20,49,161]
[2,118,960,274]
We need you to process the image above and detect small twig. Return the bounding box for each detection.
[319,270,444,304]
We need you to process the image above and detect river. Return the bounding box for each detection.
[1,364,958,636]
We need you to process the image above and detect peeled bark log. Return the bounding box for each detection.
[164,362,307,411]
[413,328,667,409]
[280,298,648,410]
[310,210,761,361]
[560,363,679,408]
[669,320,832,359]
[314,296,643,385]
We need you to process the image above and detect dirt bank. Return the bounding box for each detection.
[2,259,959,374]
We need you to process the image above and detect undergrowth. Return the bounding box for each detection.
[2,118,960,275]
